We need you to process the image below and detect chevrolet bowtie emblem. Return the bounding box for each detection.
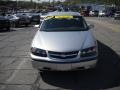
[61,54,66,58]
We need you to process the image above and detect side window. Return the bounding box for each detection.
[81,17,88,29]
[8,16,13,19]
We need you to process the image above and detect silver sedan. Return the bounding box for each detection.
[30,12,98,71]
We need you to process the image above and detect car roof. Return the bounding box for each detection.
[116,11,120,13]
[47,11,81,17]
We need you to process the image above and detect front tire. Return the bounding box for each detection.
[25,24,29,27]
[6,27,10,31]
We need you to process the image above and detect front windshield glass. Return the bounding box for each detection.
[7,15,14,19]
[0,16,4,18]
[40,16,88,31]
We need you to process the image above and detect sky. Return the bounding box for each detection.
[11,0,63,2]
[11,0,49,2]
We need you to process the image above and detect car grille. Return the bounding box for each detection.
[20,18,26,21]
[0,20,6,24]
[48,51,79,59]
[0,20,9,27]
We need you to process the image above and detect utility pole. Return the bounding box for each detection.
[38,0,40,9]
[16,0,18,7]
[53,0,55,6]
[16,0,18,12]
[30,0,33,8]
[49,0,50,6]
[36,0,40,10]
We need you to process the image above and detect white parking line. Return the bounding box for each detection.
[6,59,26,83]
[87,19,120,32]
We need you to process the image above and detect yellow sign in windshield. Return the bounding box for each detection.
[45,16,54,20]
[55,15,73,18]
[45,15,73,20]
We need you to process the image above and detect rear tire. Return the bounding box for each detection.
[25,24,29,27]
[15,21,20,27]
[6,27,10,31]
[15,23,19,27]
[10,22,15,28]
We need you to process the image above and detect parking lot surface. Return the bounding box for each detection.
[0,17,120,90]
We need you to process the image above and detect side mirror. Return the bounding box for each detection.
[34,25,40,28]
[88,24,94,29]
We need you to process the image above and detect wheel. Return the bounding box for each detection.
[12,22,16,28]
[6,27,10,31]
[15,23,19,27]
[37,21,40,24]
[15,21,20,27]
[25,24,28,27]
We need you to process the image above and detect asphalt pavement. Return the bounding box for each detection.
[0,17,120,90]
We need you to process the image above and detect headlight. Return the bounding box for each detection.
[16,17,19,20]
[31,47,47,57]
[6,20,9,22]
[81,46,97,57]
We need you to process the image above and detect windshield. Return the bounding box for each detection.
[0,16,4,18]
[6,15,14,19]
[40,16,88,31]
[116,11,120,14]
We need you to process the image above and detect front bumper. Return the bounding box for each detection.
[31,54,98,71]
[114,16,120,19]
[18,19,30,25]
[0,23,10,29]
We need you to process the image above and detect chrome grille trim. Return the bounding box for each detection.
[48,51,79,59]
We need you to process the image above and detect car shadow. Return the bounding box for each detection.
[0,29,16,33]
[15,25,33,28]
[34,41,120,90]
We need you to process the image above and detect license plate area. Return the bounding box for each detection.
[57,63,71,70]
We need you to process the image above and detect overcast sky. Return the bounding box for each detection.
[11,0,63,2]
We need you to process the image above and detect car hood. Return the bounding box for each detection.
[32,31,95,52]
[0,17,8,20]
